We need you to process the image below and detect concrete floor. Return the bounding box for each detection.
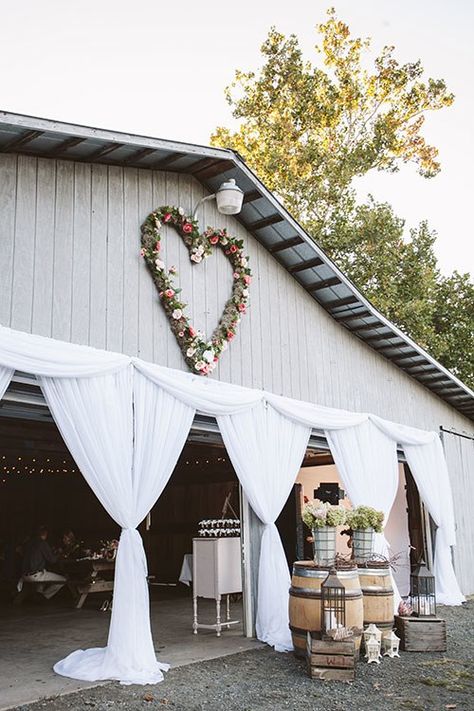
[0,593,262,710]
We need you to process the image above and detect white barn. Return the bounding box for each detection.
[0,111,472,688]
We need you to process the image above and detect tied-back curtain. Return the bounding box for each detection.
[217,403,311,652]
[40,367,195,684]
[0,366,14,401]
[403,437,465,605]
[326,420,402,607]
[326,420,399,555]
[372,416,465,605]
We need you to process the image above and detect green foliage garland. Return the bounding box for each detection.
[140,206,252,375]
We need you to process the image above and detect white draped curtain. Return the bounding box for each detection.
[217,403,311,651]
[0,325,466,683]
[372,416,465,606]
[326,420,402,607]
[40,367,194,684]
[0,366,14,401]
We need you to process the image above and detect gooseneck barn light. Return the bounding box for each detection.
[192,179,244,219]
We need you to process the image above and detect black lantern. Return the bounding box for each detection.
[321,568,346,637]
[410,560,436,617]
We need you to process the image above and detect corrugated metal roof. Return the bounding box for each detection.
[1,110,473,422]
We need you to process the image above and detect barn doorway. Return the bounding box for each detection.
[277,443,428,598]
[0,375,255,708]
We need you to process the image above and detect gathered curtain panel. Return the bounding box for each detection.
[217,403,311,651]
[326,420,402,608]
[0,325,466,683]
[371,416,464,606]
[39,367,195,684]
[0,365,14,401]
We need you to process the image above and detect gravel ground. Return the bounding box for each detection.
[18,601,474,711]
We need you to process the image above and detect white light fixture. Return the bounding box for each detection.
[192,179,244,220]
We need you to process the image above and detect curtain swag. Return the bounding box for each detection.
[0,325,465,685]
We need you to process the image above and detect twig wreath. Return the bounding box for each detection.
[140,206,252,375]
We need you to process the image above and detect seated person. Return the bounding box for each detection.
[56,529,83,560]
[21,525,66,599]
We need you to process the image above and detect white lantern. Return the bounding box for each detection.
[363,623,382,651]
[382,631,400,658]
[215,179,244,215]
[366,637,381,664]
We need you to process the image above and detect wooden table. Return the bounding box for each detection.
[62,558,115,609]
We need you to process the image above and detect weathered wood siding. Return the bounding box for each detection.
[1,153,473,592]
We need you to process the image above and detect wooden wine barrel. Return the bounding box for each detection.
[289,561,364,658]
[358,565,394,632]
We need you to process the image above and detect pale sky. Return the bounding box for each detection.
[1,0,472,276]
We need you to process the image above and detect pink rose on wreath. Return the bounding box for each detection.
[164,288,175,298]
[163,212,172,222]
[238,303,246,313]
[188,326,196,337]
[227,331,235,340]
[209,235,219,245]
[140,248,146,257]
[178,331,185,338]
[233,272,240,280]
[182,222,193,234]
[230,244,238,254]
[243,275,251,285]
[155,242,161,251]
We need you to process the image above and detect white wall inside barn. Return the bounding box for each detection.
[1,152,473,593]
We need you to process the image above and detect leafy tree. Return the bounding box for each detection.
[211,9,474,389]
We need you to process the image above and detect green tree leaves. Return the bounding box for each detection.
[211,9,473,390]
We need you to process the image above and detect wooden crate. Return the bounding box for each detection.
[306,633,356,681]
[395,615,447,652]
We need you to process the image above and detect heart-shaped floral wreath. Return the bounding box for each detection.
[140,206,252,375]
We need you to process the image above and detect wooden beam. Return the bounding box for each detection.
[416,372,450,383]
[305,276,341,292]
[324,295,360,310]
[194,159,235,179]
[351,322,384,332]
[248,214,284,231]
[1,130,43,152]
[288,257,324,273]
[392,353,425,364]
[188,157,220,174]
[87,142,125,162]
[431,382,461,392]
[334,309,371,322]
[47,136,87,157]
[364,332,401,343]
[242,189,262,204]
[269,236,304,253]
[151,151,186,169]
[122,147,157,165]
[404,363,439,375]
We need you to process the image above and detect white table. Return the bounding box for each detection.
[192,537,242,637]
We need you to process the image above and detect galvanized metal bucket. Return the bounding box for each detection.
[352,527,375,563]
[312,526,337,566]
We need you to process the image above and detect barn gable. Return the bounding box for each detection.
[0,110,473,432]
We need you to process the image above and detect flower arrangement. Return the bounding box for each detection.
[346,506,384,533]
[140,206,251,375]
[302,500,347,529]
[100,539,119,560]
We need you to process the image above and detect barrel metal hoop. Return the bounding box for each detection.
[361,589,394,596]
[289,587,362,599]
[292,568,358,580]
